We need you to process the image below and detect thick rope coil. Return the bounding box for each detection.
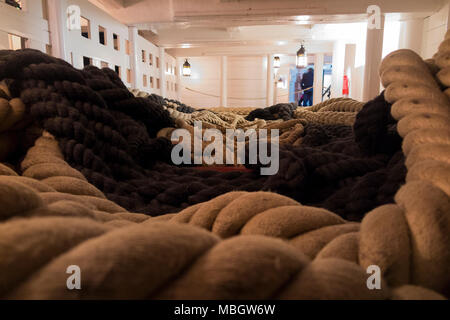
[185,109,253,130]
[0,162,17,175]
[0,40,448,299]
[0,215,386,299]
[165,107,193,121]
[171,186,448,297]
[14,133,136,216]
[158,118,304,165]
[391,97,450,121]
[208,106,256,115]
[159,191,353,252]
[397,112,450,138]
[130,89,197,115]
[183,109,281,133]
[378,44,450,296]
[307,97,353,112]
[1,175,445,299]
[0,97,26,132]
[150,185,450,297]
[0,86,31,162]
[405,143,450,169]
[294,109,356,126]
[0,132,446,299]
[434,34,450,98]
[0,177,445,299]
[317,99,365,113]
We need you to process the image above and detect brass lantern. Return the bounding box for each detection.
[274,56,281,68]
[296,44,307,68]
[182,59,191,77]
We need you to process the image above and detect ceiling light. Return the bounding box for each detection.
[182,59,191,77]
[274,56,281,68]
[296,44,307,68]
[277,77,284,88]
[295,15,310,21]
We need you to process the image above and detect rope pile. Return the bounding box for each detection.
[368,43,450,297]
[305,98,364,112]
[0,140,447,298]
[0,165,446,299]
[292,98,364,126]
[208,106,256,115]
[157,117,307,165]
[434,29,450,99]
[185,109,265,130]
[240,98,362,126]
[130,89,197,120]
[154,187,449,298]
[0,80,31,162]
[0,32,448,298]
[0,48,409,219]
[165,99,197,114]
[294,109,356,126]
[154,93,405,221]
[246,103,298,121]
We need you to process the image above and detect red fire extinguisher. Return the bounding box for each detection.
[342,75,349,97]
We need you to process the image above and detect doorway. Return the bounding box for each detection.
[289,64,315,106]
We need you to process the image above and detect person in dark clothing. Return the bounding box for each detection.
[298,94,304,106]
[301,68,314,106]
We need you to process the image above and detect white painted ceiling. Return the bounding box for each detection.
[89,0,448,56]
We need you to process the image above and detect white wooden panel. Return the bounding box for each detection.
[227,56,266,107]
[427,24,447,54]
[63,0,131,85]
[164,53,178,100]
[421,3,449,59]
[179,56,221,107]
[0,31,10,50]
[427,4,448,30]
[136,34,163,95]
[57,0,180,94]
[0,1,49,51]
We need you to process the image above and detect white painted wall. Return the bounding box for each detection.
[3,0,444,106]
[398,19,424,54]
[422,2,449,59]
[178,55,275,108]
[382,19,426,59]
[321,17,429,102]
[227,56,267,108]
[273,55,297,104]
[59,0,131,86]
[178,54,323,108]
[326,22,367,101]
[47,0,179,97]
[331,40,346,99]
[165,5,448,105]
[178,56,221,108]
[0,0,49,52]
[136,35,159,93]
[136,34,177,97]
[164,53,178,100]
[344,43,356,97]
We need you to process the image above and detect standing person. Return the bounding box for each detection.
[295,72,303,106]
[298,93,304,106]
[301,67,314,106]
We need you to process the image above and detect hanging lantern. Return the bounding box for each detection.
[6,0,22,10]
[273,56,281,68]
[296,44,307,68]
[182,59,191,77]
[277,77,284,88]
